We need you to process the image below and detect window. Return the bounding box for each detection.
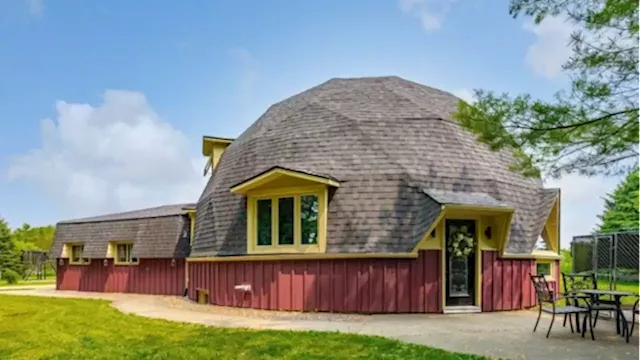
[250,191,324,253]
[535,260,555,280]
[115,243,138,264]
[300,195,318,244]
[69,244,86,265]
[536,262,551,276]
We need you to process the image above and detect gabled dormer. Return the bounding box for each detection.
[202,136,234,176]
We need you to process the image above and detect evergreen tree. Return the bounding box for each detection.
[0,218,22,277]
[597,167,639,232]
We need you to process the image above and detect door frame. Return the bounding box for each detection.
[441,215,483,309]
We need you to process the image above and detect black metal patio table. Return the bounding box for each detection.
[581,289,635,342]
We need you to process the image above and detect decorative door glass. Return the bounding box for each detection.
[449,255,470,297]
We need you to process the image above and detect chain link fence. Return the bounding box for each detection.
[571,230,639,291]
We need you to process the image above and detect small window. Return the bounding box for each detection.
[536,262,552,276]
[115,243,137,264]
[70,245,84,264]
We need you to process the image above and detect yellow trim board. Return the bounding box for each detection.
[231,167,340,195]
[502,251,562,260]
[187,253,418,263]
[202,136,233,156]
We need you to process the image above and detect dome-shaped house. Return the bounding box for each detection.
[49,76,560,313]
[188,76,561,313]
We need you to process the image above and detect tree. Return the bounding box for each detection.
[454,0,639,179]
[0,218,22,277]
[11,223,55,251]
[597,167,639,232]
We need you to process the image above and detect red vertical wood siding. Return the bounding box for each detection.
[56,259,185,295]
[188,250,443,313]
[481,251,558,311]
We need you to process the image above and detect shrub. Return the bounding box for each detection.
[2,269,20,284]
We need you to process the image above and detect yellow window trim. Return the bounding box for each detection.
[112,241,140,266]
[231,167,340,195]
[247,187,327,254]
[65,243,91,265]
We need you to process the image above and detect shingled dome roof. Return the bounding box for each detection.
[191,76,559,257]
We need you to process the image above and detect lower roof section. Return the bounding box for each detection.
[50,204,193,259]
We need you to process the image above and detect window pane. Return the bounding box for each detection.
[117,244,131,262]
[72,245,83,262]
[278,197,294,245]
[536,263,551,276]
[257,199,272,246]
[300,195,318,245]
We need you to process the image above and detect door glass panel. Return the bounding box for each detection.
[449,256,470,297]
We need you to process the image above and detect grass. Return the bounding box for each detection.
[0,279,56,287]
[0,295,488,360]
[597,280,639,306]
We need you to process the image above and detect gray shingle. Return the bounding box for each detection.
[423,189,509,208]
[50,204,193,259]
[192,76,559,256]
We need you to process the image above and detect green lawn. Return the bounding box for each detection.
[0,279,56,287]
[0,295,488,360]
[597,280,639,306]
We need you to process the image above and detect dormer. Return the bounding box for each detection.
[202,136,234,176]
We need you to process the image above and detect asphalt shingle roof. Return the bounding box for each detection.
[50,204,194,259]
[192,76,558,256]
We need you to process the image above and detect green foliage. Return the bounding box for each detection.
[560,248,573,274]
[0,219,21,276]
[597,167,639,232]
[0,295,488,360]
[454,0,639,178]
[11,223,55,251]
[1,269,20,284]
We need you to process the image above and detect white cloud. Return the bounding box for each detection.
[545,174,621,248]
[26,0,44,17]
[399,0,457,31]
[452,88,474,103]
[228,47,259,101]
[523,16,575,79]
[8,90,206,219]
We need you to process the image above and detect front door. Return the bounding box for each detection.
[445,219,476,306]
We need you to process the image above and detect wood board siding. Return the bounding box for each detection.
[481,251,559,312]
[57,259,185,295]
[189,250,442,313]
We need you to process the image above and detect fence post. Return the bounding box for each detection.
[612,233,618,290]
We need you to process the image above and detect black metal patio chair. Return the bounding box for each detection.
[629,297,639,339]
[531,274,595,340]
[562,273,617,331]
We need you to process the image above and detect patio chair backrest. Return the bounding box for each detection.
[530,274,555,305]
[562,273,597,295]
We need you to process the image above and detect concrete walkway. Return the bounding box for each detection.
[1,288,638,360]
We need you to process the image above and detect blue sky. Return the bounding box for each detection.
[0,0,624,247]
